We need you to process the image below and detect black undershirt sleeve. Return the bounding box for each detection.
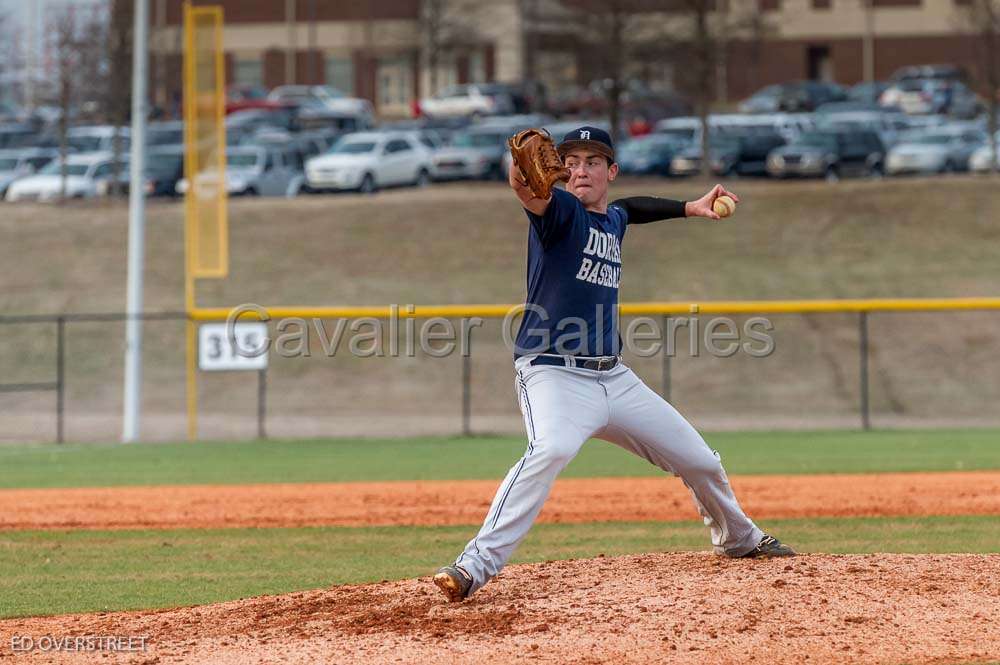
[610,196,687,225]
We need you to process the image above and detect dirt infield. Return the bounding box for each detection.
[2,552,998,664]
[1,471,998,531]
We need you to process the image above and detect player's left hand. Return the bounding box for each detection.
[685,184,740,220]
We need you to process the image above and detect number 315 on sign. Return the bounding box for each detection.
[198,322,269,371]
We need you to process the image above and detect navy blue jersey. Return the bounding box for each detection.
[514,188,628,357]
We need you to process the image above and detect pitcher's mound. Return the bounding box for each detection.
[3,552,999,664]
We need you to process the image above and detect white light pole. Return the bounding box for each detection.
[122,0,149,443]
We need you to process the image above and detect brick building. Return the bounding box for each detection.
[725,0,989,102]
[151,0,523,117]
[148,0,992,118]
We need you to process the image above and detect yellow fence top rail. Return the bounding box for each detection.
[189,297,1000,321]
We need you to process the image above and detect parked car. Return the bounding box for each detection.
[550,78,691,121]
[655,116,702,145]
[670,135,738,176]
[885,126,988,175]
[267,85,374,125]
[816,100,891,114]
[225,108,299,135]
[766,129,885,181]
[671,131,785,177]
[0,148,59,197]
[431,123,533,181]
[881,79,982,118]
[380,117,470,147]
[296,104,374,133]
[0,124,42,150]
[418,83,517,118]
[238,127,339,163]
[305,132,433,193]
[225,85,281,115]
[712,132,787,176]
[147,121,185,147]
[177,145,303,197]
[616,134,684,176]
[890,64,968,84]
[736,113,814,142]
[0,102,23,123]
[969,137,1000,173]
[67,126,130,154]
[144,146,185,197]
[738,81,848,114]
[465,82,535,114]
[815,110,912,148]
[107,146,185,198]
[938,81,983,119]
[5,152,124,201]
[847,81,890,105]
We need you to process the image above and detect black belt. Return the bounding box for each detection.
[529,355,620,371]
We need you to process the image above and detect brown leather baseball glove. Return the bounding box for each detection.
[508,128,570,200]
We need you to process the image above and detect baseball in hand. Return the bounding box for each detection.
[712,195,736,218]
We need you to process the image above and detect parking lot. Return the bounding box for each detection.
[1,70,998,205]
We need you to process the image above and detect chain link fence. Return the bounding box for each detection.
[2,305,999,444]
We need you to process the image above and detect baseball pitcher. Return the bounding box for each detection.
[433,126,794,603]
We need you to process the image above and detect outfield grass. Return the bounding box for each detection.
[0,429,997,489]
[1,515,997,618]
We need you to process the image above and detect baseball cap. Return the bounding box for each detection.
[557,126,615,162]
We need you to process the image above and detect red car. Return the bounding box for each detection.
[225,86,290,115]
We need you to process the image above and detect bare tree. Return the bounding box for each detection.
[578,0,629,142]
[47,5,107,201]
[0,9,19,111]
[569,0,671,143]
[420,0,485,98]
[963,0,1000,174]
[50,10,81,202]
[106,0,134,195]
[678,0,717,178]
[669,0,776,177]
[564,0,773,158]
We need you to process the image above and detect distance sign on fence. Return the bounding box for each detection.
[198,322,269,371]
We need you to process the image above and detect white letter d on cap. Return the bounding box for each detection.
[580,130,591,139]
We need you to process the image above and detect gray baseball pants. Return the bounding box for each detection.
[454,355,764,596]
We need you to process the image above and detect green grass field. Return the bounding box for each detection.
[2,429,998,489]
[1,429,998,618]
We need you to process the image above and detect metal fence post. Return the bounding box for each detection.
[661,314,671,402]
[56,316,65,444]
[461,354,471,436]
[859,311,871,431]
[257,367,267,440]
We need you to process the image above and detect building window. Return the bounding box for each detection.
[377,56,413,110]
[468,50,486,83]
[430,55,458,95]
[325,56,354,95]
[233,58,263,88]
[807,45,833,81]
[812,0,831,8]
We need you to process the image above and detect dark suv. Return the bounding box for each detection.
[739,81,848,113]
[711,131,787,176]
[767,129,886,181]
[671,131,786,177]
